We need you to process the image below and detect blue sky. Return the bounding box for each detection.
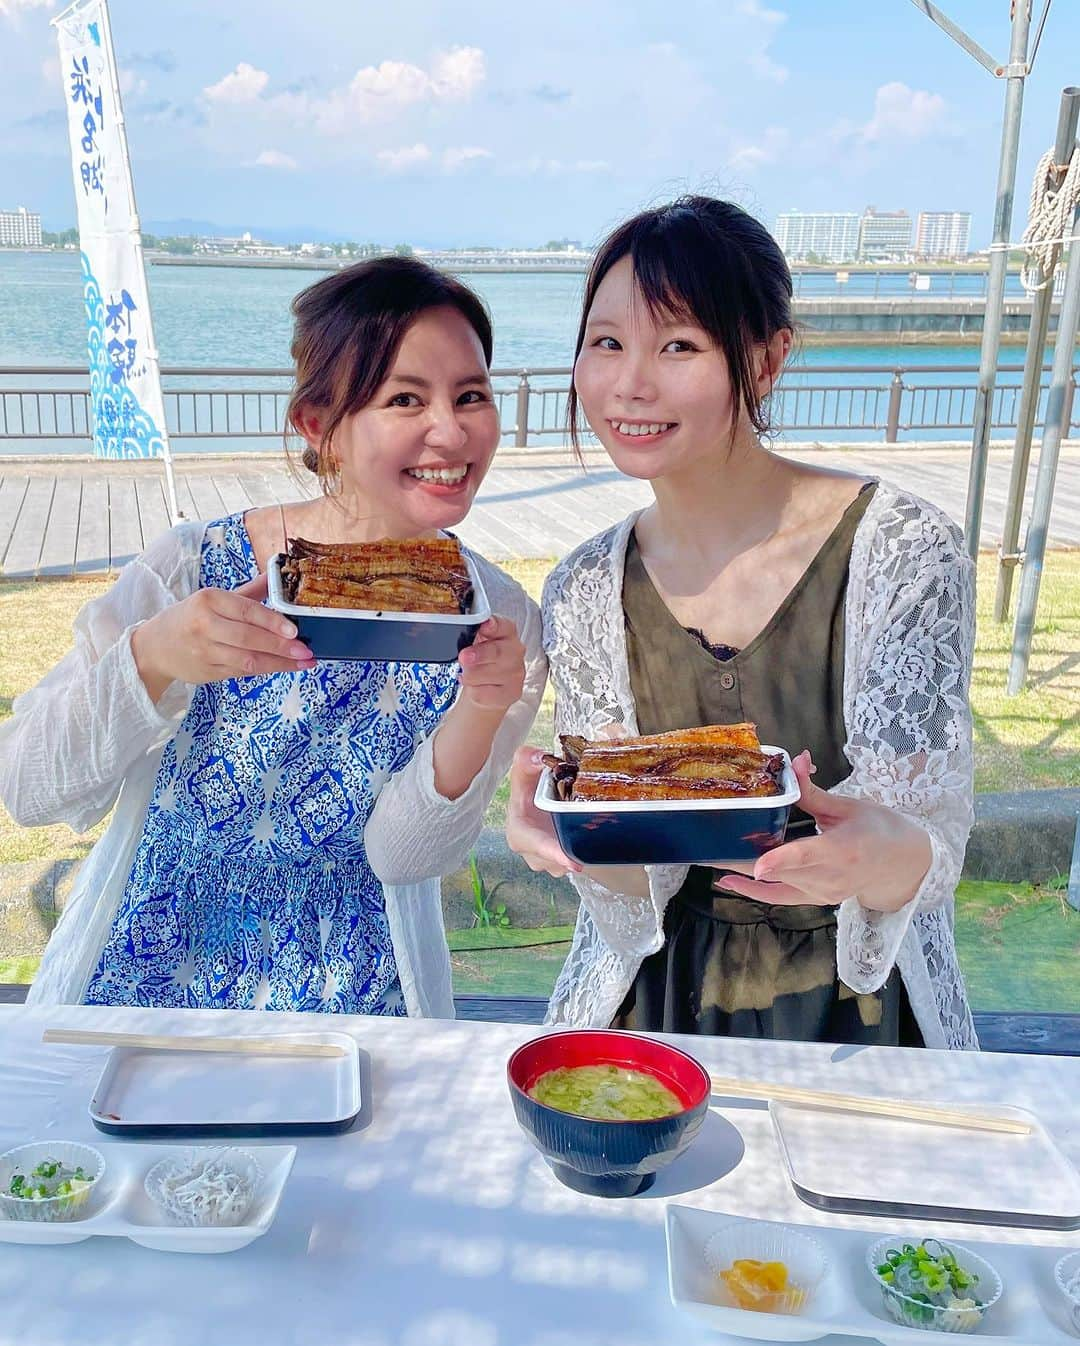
[4,0,1078,248]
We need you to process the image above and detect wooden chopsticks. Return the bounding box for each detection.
[709,1075,1032,1136]
[42,1029,346,1059]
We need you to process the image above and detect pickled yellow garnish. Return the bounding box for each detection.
[719,1258,806,1313]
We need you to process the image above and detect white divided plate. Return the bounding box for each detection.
[666,1205,1080,1346]
[770,1100,1080,1231]
[0,1143,295,1253]
[88,1032,362,1137]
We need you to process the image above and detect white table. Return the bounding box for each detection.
[1,1004,1077,1346]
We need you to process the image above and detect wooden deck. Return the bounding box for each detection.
[1,444,1078,578]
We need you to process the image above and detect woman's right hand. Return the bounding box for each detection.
[131,573,316,703]
[506,746,582,878]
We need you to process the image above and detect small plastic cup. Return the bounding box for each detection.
[0,1141,105,1223]
[145,1148,262,1227]
[1054,1250,1080,1336]
[703,1219,828,1316]
[866,1236,1003,1334]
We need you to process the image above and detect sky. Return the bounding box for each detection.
[3,0,1078,249]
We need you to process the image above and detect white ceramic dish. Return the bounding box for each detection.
[770,1099,1080,1231]
[666,1206,1079,1346]
[88,1031,362,1137]
[0,1142,295,1253]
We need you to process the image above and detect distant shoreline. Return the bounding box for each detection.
[147,254,590,274]
[3,247,1017,275]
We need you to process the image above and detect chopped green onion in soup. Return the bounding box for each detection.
[528,1064,683,1120]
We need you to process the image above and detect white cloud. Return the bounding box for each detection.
[442,145,492,172]
[729,126,789,172]
[119,69,149,98]
[376,142,432,173]
[430,46,486,99]
[738,0,788,83]
[1,0,53,16]
[253,148,297,170]
[860,81,947,143]
[514,156,610,177]
[302,46,486,135]
[204,62,270,105]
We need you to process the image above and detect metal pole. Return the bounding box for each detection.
[994,88,1080,624]
[885,368,904,443]
[514,372,531,448]
[964,1,1032,561]
[1007,192,1080,694]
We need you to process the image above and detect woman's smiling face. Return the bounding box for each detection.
[303,305,500,537]
[572,255,742,481]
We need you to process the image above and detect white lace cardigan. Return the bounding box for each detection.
[0,520,547,1017]
[543,481,979,1051]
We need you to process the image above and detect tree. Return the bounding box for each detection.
[42,227,79,247]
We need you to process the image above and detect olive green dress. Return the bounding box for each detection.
[613,483,923,1045]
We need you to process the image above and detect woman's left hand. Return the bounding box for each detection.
[456,616,526,713]
[717,750,932,914]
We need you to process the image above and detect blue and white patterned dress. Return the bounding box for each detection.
[85,514,462,1013]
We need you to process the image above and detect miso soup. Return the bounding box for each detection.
[528,1064,683,1121]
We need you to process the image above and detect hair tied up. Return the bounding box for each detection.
[284,256,493,496]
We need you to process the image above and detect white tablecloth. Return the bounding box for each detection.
[1,1004,1077,1346]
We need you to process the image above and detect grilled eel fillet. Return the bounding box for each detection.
[543,722,784,802]
[280,536,472,614]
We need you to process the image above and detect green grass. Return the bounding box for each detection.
[969,552,1080,792]
[447,926,574,951]
[953,877,1080,1012]
[0,578,112,867]
[448,881,1080,1010]
[0,956,40,985]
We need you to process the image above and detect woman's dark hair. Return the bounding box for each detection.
[285,256,494,485]
[567,195,793,451]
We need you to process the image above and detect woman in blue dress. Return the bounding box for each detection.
[1,258,546,1015]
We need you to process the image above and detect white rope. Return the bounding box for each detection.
[1019,141,1080,292]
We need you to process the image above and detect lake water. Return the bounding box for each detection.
[5,250,1060,453]
[0,249,991,372]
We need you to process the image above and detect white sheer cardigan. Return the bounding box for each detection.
[0,520,547,1016]
[543,481,979,1050]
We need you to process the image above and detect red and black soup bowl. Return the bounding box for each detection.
[506,1029,711,1198]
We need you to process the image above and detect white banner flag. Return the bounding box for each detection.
[53,0,172,470]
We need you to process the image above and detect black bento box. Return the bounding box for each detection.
[266,551,490,663]
[534,747,799,865]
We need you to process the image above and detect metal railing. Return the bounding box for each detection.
[0,362,1077,450]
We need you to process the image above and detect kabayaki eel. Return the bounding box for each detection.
[543,723,785,802]
[280,536,473,614]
